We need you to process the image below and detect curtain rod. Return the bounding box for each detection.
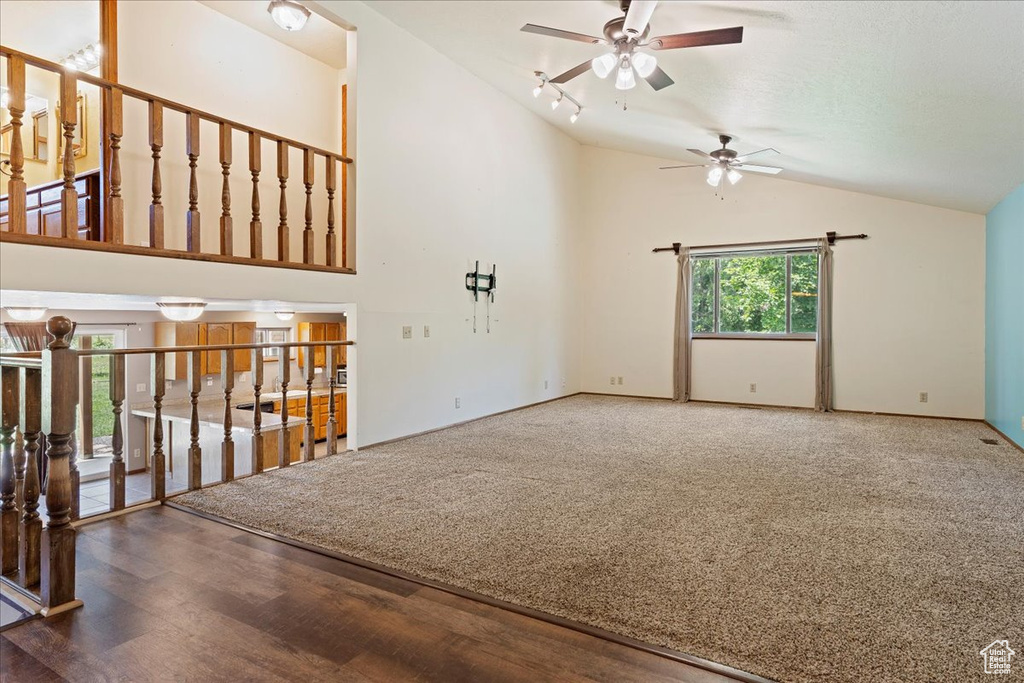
[652,231,868,254]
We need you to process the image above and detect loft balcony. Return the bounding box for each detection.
[1,45,354,274]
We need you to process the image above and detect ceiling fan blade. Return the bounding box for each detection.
[550,60,594,84]
[660,164,709,170]
[521,24,605,45]
[643,65,674,91]
[649,26,743,50]
[686,148,714,160]
[737,164,783,174]
[624,0,659,38]
[734,148,779,163]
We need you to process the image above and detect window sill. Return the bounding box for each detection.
[692,334,816,341]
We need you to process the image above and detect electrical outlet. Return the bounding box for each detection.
[544,380,548,390]
[562,378,566,389]
[919,392,928,403]
[455,397,461,409]
[617,377,623,385]
[423,325,430,338]
[136,383,147,393]
[133,448,140,458]
[240,373,248,382]
[750,383,757,393]
[610,376,615,386]
[402,326,413,339]
[207,378,214,387]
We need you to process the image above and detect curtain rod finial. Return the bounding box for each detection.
[673,242,681,255]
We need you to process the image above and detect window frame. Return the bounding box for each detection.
[691,248,819,341]
[256,327,292,361]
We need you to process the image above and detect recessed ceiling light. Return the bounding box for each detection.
[4,306,48,321]
[157,302,207,321]
[268,0,311,31]
[274,311,296,321]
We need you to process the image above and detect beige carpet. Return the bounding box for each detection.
[176,395,1024,682]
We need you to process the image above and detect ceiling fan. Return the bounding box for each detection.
[661,135,782,187]
[521,0,742,92]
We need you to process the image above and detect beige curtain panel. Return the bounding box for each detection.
[815,237,834,412]
[673,248,692,402]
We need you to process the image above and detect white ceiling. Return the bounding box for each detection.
[369,0,1024,214]
[0,290,349,314]
[198,0,347,69]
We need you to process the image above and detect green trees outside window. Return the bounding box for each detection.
[691,252,818,336]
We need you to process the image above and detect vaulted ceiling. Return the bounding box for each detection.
[369,1,1024,214]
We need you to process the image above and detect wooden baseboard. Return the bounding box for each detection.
[165,502,770,683]
[362,393,583,449]
[985,421,1024,454]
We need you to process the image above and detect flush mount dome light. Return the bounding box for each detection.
[274,311,296,321]
[268,0,311,31]
[157,302,207,321]
[4,306,47,321]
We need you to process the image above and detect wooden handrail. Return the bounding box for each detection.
[0,45,352,164]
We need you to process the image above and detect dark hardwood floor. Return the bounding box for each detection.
[1,506,736,682]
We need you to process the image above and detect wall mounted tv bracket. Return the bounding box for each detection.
[465,261,496,302]
[466,261,497,333]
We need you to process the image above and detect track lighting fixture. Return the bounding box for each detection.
[531,71,584,126]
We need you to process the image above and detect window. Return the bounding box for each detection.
[691,251,818,338]
[256,327,291,360]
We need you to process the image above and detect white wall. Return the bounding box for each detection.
[0,1,584,446]
[579,146,986,419]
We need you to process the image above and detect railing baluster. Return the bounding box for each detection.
[325,156,337,268]
[41,317,81,613]
[221,350,234,482]
[326,345,338,455]
[5,55,27,235]
[149,101,164,249]
[1,367,19,576]
[278,348,290,468]
[186,112,201,253]
[60,70,79,239]
[251,348,264,475]
[277,141,289,262]
[69,430,80,522]
[303,148,314,265]
[303,348,315,462]
[151,353,166,501]
[187,350,202,489]
[249,132,262,259]
[19,367,42,588]
[219,123,233,256]
[107,87,124,244]
[109,355,126,511]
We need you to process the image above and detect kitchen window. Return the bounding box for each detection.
[256,327,291,360]
[692,250,818,339]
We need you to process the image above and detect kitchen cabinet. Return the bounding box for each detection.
[272,391,347,442]
[298,321,347,370]
[155,320,257,379]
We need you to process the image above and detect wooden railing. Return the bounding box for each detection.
[0,45,353,273]
[0,316,355,618]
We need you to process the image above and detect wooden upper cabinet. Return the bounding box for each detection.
[156,321,206,380]
[205,323,232,374]
[232,322,255,372]
[155,320,257,379]
[299,320,346,370]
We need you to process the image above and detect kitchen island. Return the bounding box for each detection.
[131,387,346,486]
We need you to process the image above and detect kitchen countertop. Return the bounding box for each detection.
[131,385,346,433]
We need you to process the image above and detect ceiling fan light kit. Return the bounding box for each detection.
[521,0,743,93]
[663,135,784,194]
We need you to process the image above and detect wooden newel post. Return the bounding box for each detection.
[0,366,20,577]
[20,367,43,588]
[40,316,83,615]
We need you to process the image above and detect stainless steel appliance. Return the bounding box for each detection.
[336,367,347,386]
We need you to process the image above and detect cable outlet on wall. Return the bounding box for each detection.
[750,383,757,393]
[402,326,413,339]
[455,397,461,409]
[207,378,214,387]
[919,391,928,403]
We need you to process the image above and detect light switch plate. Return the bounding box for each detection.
[136,383,147,393]
[423,325,430,338]
[402,326,413,339]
